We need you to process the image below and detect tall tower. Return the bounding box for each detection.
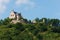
[9,10,16,19]
[9,10,23,20]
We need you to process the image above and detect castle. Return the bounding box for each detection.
[9,10,45,24]
[9,10,25,24]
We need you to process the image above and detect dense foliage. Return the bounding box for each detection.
[0,18,60,40]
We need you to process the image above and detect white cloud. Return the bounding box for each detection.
[0,5,6,13]
[16,0,29,5]
[0,0,10,13]
[0,0,10,3]
[15,0,35,10]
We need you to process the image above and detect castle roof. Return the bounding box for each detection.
[11,10,21,16]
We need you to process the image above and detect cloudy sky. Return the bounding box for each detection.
[0,0,60,20]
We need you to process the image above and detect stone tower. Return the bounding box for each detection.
[9,10,23,20]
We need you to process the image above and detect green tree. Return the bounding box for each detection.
[35,18,40,23]
[48,19,59,26]
[3,17,11,25]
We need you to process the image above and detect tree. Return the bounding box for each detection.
[35,23,47,32]
[23,19,28,23]
[48,19,59,26]
[28,20,32,24]
[35,18,40,23]
[3,17,11,25]
[0,20,4,25]
[14,23,25,31]
[51,26,60,33]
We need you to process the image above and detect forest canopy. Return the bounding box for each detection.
[0,18,60,40]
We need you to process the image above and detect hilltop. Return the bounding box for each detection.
[0,11,60,40]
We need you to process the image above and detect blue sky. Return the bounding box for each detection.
[0,0,60,20]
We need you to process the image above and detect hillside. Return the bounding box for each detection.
[0,18,60,40]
